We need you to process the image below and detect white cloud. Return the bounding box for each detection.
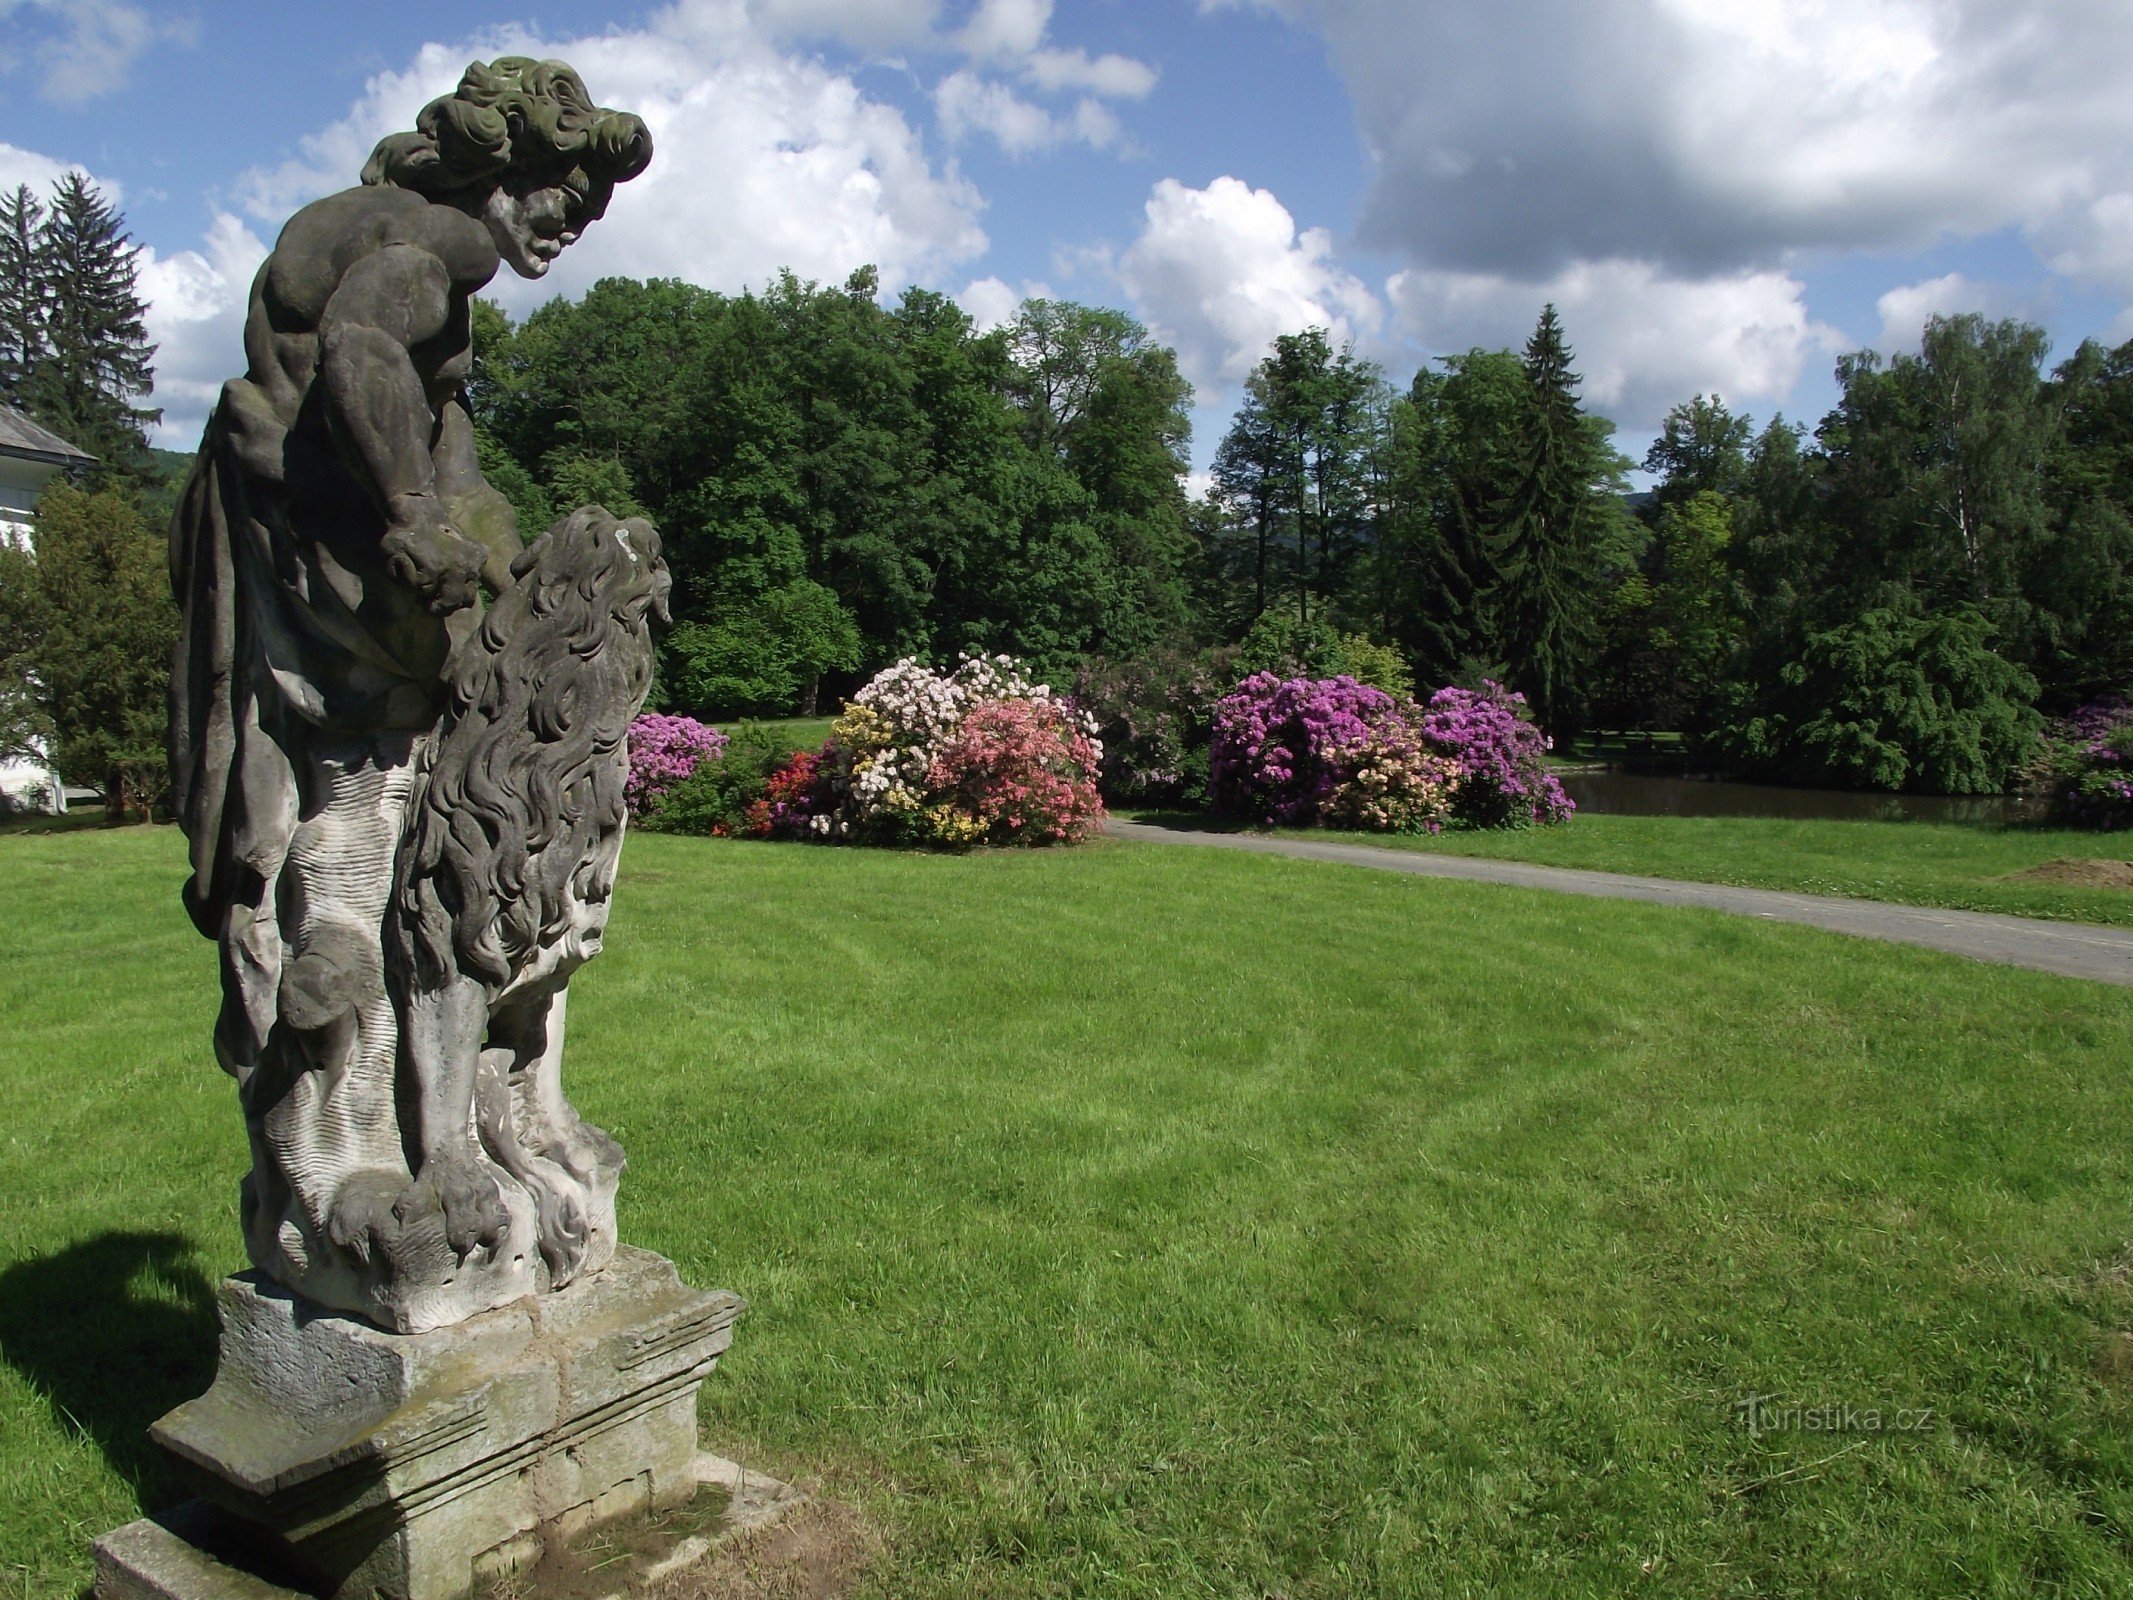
[1117,175,1381,392]
[235,23,985,309]
[929,0,1154,156]
[956,0,1052,63]
[935,70,1059,156]
[1237,0,2133,293]
[1387,259,1843,431]
[954,273,1053,332]
[934,69,1131,158]
[0,142,106,202]
[133,14,988,443]
[139,214,271,446]
[0,0,193,105]
[1024,47,1158,99]
[1871,272,2051,354]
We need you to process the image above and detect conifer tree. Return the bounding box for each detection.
[34,171,158,472]
[1489,304,1612,733]
[0,183,48,409]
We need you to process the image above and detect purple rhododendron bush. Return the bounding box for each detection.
[1420,681,1576,828]
[2031,697,2133,829]
[1210,673,1572,832]
[624,713,729,817]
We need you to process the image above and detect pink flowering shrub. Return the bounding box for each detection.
[928,699,1105,845]
[806,654,1106,847]
[1419,682,1575,828]
[1210,672,1570,832]
[2032,698,2133,829]
[625,713,729,818]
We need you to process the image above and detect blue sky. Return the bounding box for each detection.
[7,0,2133,481]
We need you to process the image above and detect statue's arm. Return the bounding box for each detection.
[317,244,486,611]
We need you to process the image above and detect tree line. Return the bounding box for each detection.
[7,171,2133,806]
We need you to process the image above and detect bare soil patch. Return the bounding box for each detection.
[2007,857,2133,890]
[643,1497,882,1600]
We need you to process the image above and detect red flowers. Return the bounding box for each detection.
[926,699,1106,846]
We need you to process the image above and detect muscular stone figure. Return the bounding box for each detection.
[168,58,654,1332]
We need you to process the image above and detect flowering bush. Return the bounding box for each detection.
[1074,649,1227,805]
[929,699,1106,845]
[625,714,729,818]
[1210,673,1570,832]
[746,747,833,839]
[2032,698,2133,829]
[1419,681,1575,828]
[806,655,1104,847]
[1211,673,1420,826]
[1321,718,1463,834]
[639,723,808,838]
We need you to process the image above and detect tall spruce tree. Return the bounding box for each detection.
[1489,305,1613,733]
[0,183,48,409]
[34,171,158,472]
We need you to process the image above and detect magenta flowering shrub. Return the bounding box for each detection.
[2033,698,2133,828]
[1419,682,1575,827]
[1211,673,1457,832]
[625,713,729,818]
[1210,673,1571,832]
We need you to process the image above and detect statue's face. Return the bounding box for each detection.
[482,178,587,279]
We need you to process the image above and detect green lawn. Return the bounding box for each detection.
[1129,809,2133,928]
[719,714,837,749]
[8,827,2133,1596]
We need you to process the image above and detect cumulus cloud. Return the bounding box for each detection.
[955,273,1053,332]
[935,70,1129,157]
[1221,0,2133,293]
[1387,259,1844,430]
[1870,273,2053,355]
[935,0,1154,155]
[136,12,988,444]
[1117,175,1381,392]
[238,27,985,307]
[956,0,1051,61]
[0,0,195,105]
[138,214,271,444]
[0,142,104,201]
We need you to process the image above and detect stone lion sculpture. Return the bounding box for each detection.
[168,59,658,1331]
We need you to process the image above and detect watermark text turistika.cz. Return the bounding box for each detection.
[1733,1393,1936,1440]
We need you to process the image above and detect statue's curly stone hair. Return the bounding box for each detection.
[361,57,652,205]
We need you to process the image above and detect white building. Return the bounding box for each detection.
[1,405,96,813]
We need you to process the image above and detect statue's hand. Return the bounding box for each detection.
[382,496,487,614]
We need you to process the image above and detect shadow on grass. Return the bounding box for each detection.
[1109,808,1251,834]
[0,1231,217,1506]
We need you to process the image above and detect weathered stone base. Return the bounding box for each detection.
[94,1456,802,1600]
[94,1248,759,1600]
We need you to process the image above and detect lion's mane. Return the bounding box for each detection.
[393,505,670,999]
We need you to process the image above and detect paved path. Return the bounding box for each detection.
[1105,820,2133,988]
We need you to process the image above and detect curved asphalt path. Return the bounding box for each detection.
[1105,819,2133,988]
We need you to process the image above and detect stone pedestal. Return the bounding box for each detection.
[93,1247,751,1600]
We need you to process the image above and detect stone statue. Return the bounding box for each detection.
[167,57,662,1333]
[105,62,779,1600]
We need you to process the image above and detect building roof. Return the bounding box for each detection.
[0,406,96,467]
